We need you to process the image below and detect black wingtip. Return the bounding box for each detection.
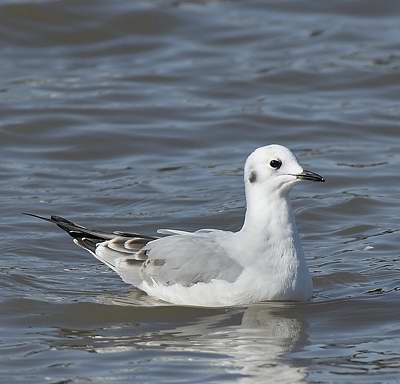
[50,215,75,225]
[22,212,52,222]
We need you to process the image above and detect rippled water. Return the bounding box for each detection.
[1,1,400,383]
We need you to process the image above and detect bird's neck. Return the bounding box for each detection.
[238,187,312,300]
[240,187,303,261]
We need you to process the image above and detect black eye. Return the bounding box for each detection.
[270,159,282,169]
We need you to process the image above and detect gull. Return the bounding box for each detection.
[26,145,324,307]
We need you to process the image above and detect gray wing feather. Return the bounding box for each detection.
[95,237,151,286]
[139,232,243,287]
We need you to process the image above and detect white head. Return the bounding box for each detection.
[244,144,324,196]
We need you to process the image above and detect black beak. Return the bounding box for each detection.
[296,169,325,182]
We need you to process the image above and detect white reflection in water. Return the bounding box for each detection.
[92,293,308,383]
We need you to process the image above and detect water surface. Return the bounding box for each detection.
[1,1,400,383]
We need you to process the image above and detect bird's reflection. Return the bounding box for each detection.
[54,291,309,383]
[158,301,308,383]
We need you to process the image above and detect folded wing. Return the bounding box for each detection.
[25,213,243,290]
[130,231,243,287]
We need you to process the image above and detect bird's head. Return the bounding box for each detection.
[244,144,324,196]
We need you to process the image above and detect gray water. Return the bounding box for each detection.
[1,1,400,383]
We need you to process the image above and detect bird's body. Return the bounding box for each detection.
[27,144,324,307]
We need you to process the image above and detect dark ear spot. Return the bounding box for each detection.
[249,171,257,183]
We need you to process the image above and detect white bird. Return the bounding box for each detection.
[26,145,324,307]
